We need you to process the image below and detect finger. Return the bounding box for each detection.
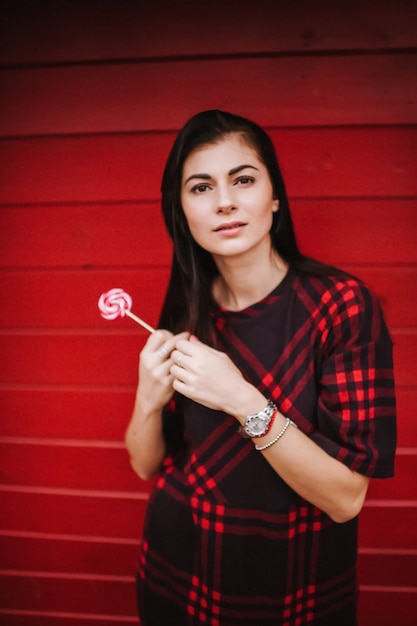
[153,335,178,361]
[145,329,173,352]
[172,377,188,396]
[175,337,206,357]
[154,331,190,359]
[156,342,171,360]
[154,357,175,377]
[171,363,188,385]
[154,331,190,361]
[171,349,189,369]
[173,331,192,341]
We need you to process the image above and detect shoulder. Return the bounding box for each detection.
[294,272,375,311]
[293,272,390,344]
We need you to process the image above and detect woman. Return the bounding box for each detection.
[125,110,396,625]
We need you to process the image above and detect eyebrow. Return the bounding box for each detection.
[183,164,259,185]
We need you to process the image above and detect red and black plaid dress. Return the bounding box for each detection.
[136,272,396,626]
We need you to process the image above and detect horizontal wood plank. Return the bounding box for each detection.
[0,614,137,626]
[1,387,414,446]
[0,533,138,577]
[0,573,136,616]
[0,0,415,65]
[0,203,172,269]
[393,333,417,387]
[358,551,417,587]
[347,267,417,329]
[0,269,170,329]
[396,390,417,447]
[1,199,416,270]
[2,53,416,136]
[0,490,147,538]
[1,330,413,386]
[0,442,148,493]
[0,388,135,441]
[0,442,413,498]
[0,334,147,386]
[366,453,417,500]
[358,588,417,626]
[359,503,417,549]
[0,128,415,205]
[292,199,417,267]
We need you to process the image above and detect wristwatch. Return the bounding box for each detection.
[240,401,277,438]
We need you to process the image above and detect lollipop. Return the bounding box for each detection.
[98,288,155,333]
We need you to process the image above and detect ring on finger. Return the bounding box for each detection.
[157,343,170,359]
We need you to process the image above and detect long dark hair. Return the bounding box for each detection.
[159,109,343,341]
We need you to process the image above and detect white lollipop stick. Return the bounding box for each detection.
[124,309,155,333]
[98,288,155,334]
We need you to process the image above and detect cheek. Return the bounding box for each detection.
[179,198,194,227]
[181,197,208,231]
[181,206,196,232]
[181,208,206,243]
[258,203,276,225]
[187,223,207,247]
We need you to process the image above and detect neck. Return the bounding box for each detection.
[213,249,288,311]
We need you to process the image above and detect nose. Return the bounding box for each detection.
[216,186,236,214]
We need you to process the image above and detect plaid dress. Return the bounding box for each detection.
[136,272,396,626]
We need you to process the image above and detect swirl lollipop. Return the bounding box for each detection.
[98,288,155,333]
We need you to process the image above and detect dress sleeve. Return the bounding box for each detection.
[312,279,396,478]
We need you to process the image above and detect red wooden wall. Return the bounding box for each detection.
[1,1,416,624]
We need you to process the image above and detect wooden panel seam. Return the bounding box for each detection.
[0,609,137,622]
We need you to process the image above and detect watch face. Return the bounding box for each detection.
[246,415,268,437]
[242,402,275,438]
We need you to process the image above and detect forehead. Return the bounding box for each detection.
[182,135,262,175]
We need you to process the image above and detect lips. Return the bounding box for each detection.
[214,221,247,232]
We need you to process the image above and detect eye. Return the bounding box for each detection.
[190,183,211,194]
[234,176,254,186]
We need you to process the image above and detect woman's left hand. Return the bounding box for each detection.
[170,336,250,415]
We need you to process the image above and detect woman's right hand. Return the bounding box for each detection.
[127,329,189,481]
[136,329,190,414]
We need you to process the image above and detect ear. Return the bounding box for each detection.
[272,198,279,213]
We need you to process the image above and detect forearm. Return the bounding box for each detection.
[126,329,189,481]
[125,396,167,481]
[229,383,369,523]
[254,412,368,522]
